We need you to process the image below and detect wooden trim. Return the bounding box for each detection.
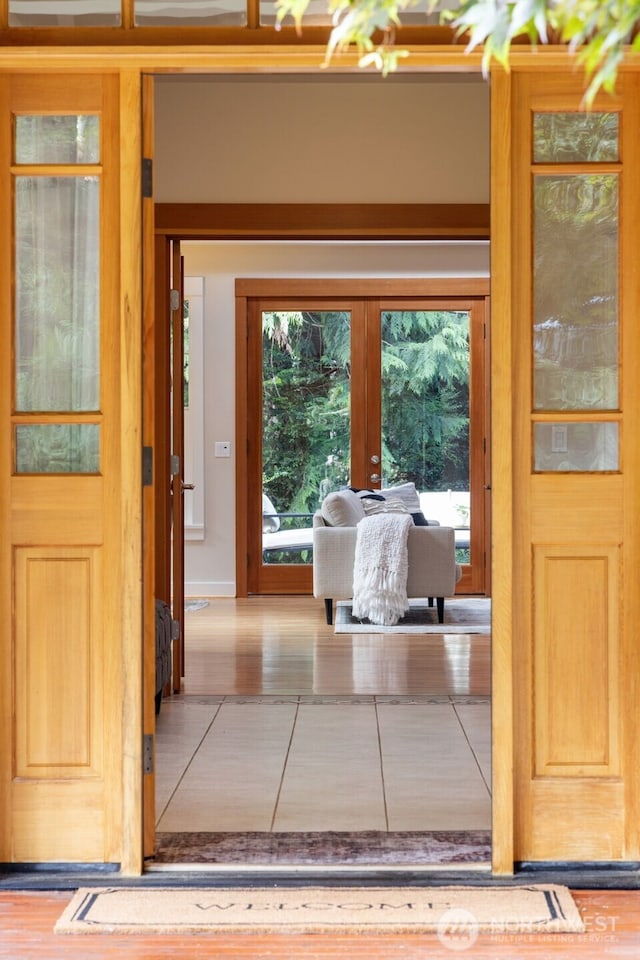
[0,43,620,74]
[171,240,184,691]
[235,293,249,598]
[0,25,463,48]
[621,74,640,860]
[119,68,144,876]
[121,0,134,31]
[0,76,11,863]
[489,66,515,876]
[155,203,490,241]
[141,72,157,865]
[236,278,490,298]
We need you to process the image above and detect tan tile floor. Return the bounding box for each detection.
[155,696,491,832]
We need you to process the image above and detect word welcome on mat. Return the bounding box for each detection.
[55,884,584,935]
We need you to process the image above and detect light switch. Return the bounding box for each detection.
[215,441,231,458]
[551,425,568,454]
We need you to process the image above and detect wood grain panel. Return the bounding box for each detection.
[14,547,103,779]
[531,476,624,542]
[11,782,105,862]
[533,545,620,777]
[521,780,625,862]
[10,477,103,543]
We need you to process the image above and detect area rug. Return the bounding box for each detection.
[153,830,492,865]
[335,598,491,634]
[55,884,584,935]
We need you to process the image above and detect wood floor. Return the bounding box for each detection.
[180,596,491,696]
[2,890,640,958]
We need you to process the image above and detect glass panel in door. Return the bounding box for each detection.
[380,309,471,566]
[261,309,351,566]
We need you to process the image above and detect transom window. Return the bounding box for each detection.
[6,0,454,29]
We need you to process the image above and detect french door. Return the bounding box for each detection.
[237,279,490,597]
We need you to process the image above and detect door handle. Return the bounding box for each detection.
[182,482,195,491]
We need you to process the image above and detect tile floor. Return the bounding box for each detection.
[155,695,491,833]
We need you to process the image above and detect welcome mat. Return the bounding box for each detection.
[153,830,492,865]
[55,884,584,936]
[335,598,491,634]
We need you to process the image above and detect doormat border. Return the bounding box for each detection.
[55,883,585,936]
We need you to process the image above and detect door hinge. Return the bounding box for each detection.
[170,288,181,312]
[171,619,180,641]
[143,733,154,774]
[170,453,180,476]
[142,157,153,199]
[142,446,153,486]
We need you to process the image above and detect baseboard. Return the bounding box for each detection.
[185,581,235,598]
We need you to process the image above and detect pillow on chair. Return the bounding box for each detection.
[321,489,366,527]
[366,481,429,525]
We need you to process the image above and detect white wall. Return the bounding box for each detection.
[181,241,490,595]
[154,75,491,595]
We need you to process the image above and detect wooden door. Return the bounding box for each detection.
[493,68,640,864]
[170,243,186,689]
[0,73,128,862]
[238,279,490,597]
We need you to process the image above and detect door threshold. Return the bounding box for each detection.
[145,861,492,875]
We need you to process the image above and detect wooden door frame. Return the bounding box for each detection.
[0,54,511,878]
[238,281,491,598]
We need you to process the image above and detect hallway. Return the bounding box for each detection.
[151,595,491,864]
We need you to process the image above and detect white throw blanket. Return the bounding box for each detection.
[351,512,413,626]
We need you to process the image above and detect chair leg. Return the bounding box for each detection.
[428,597,434,607]
[324,598,333,625]
[436,597,445,623]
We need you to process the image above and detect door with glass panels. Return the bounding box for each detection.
[503,69,640,863]
[241,283,489,597]
[0,74,125,863]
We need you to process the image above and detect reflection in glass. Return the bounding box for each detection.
[261,0,449,24]
[16,424,100,474]
[533,174,618,411]
[135,0,245,25]
[9,0,120,25]
[15,176,100,412]
[534,422,618,472]
[381,310,470,562]
[261,310,351,565]
[533,113,619,163]
[15,116,100,164]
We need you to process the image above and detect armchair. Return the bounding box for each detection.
[312,487,462,625]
